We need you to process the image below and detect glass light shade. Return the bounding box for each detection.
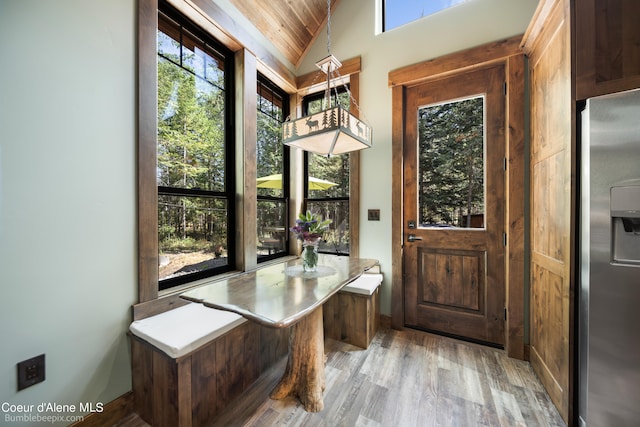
[283,106,372,156]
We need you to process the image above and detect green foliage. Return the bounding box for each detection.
[298,210,333,234]
[308,154,349,198]
[322,227,350,252]
[158,195,229,254]
[160,236,211,253]
[304,89,352,252]
[157,40,229,252]
[418,96,484,227]
[256,105,284,198]
[157,56,226,192]
[307,200,350,254]
[290,210,333,241]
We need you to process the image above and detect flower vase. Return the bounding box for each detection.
[301,238,320,272]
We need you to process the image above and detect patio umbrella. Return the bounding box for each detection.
[256,173,338,190]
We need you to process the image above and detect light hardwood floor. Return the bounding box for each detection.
[204,325,565,427]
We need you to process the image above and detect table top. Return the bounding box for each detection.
[181,255,378,328]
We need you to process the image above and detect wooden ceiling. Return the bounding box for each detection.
[228,0,340,67]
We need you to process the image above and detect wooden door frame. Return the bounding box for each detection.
[388,35,527,359]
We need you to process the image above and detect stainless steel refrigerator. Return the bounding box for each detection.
[579,88,640,427]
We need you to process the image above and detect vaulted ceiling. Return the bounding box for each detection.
[227,0,340,67]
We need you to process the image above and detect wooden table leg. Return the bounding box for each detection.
[270,307,326,412]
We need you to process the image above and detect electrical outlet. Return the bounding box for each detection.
[17,354,45,391]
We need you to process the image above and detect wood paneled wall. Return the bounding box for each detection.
[521,0,574,423]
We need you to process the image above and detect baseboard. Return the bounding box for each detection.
[380,314,391,329]
[69,391,133,427]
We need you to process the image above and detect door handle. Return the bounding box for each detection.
[407,234,423,242]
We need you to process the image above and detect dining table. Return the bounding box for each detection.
[180,254,379,412]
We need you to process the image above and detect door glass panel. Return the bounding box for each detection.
[418,96,485,228]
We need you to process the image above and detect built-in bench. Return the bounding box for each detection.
[129,267,382,425]
[129,302,288,427]
[323,272,383,349]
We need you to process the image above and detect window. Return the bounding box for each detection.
[383,0,470,32]
[256,74,289,262]
[303,89,351,255]
[418,96,485,228]
[156,4,235,290]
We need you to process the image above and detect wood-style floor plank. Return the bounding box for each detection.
[208,325,565,427]
[115,413,150,427]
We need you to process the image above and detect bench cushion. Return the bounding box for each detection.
[342,273,383,296]
[129,303,247,358]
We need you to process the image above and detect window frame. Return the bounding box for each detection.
[382,0,471,32]
[137,0,357,307]
[138,0,239,299]
[157,2,236,291]
[302,88,351,256]
[256,73,290,263]
[296,70,362,258]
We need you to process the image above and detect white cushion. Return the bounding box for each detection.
[342,273,383,296]
[129,303,246,358]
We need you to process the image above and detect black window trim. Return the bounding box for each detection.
[256,73,290,263]
[157,0,236,290]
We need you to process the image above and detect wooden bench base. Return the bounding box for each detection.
[323,283,381,349]
[130,318,287,426]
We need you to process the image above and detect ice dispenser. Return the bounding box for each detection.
[611,186,640,265]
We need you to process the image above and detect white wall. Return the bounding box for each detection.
[0,1,136,424]
[298,0,538,315]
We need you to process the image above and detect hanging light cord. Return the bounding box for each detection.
[326,0,332,55]
[324,0,333,109]
[324,0,370,126]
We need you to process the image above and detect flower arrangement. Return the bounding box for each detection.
[290,211,332,272]
[290,210,333,243]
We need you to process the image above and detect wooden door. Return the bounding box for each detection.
[403,64,506,347]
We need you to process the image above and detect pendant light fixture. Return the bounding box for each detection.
[282,0,372,157]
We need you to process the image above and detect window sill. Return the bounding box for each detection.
[158,255,299,299]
